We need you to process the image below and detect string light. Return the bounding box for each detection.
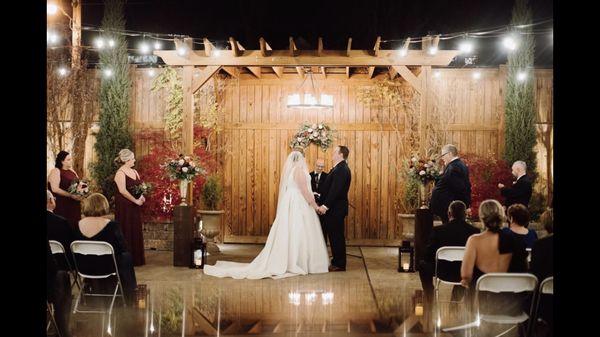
[94,38,105,49]
[139,42,151,54]
[433,70,441,78]
[517,71,527,82]
[47,3,58,15]
[212,48,221,57]
[47,31,60,45]
[398,48,408,57]
[147,68,156,77]
[459,40,474,54]
[108,39,115,48]
[428,46,438,55]
[502,35,518,51]
[177,45,188,56]
[57,66,69,77]
[154,41,162,50]
[472,71,481,80]
[103,68,113,78]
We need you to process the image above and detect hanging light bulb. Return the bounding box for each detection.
[57,67,69,77]
[107,39,115,48]
[212,48,221,57]
[428,46,438,55]
[472,71,481,80]
[47,31,60,45]
[177,45,188,56]
[517,71,527,82]
[154,41,162,50]
[398,48,408,57]
[459,40,474,54]
[139,42,150,54]
[502,35,518,51]
[103,68,113,78]
[287,94,301,107]
[433,70,441,78]
[147,69,156,77]
[94,37,105,49]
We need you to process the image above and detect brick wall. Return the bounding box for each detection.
[143,221,174,251]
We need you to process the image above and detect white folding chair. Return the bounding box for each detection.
[70,241,126,317]
[443,273,538,337]
[530,276,553,336]
[46,301,62,337]
[434,246,466,328]
[49,240,81,291]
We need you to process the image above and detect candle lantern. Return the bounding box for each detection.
[413,289,424,316]
[398,240,415,272]
[190,219,206,269]
[136,284,147,309]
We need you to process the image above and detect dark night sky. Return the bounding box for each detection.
[76,0,553,67]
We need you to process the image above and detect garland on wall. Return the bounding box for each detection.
[289,122,335,151]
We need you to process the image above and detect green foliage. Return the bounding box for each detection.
[91,0,133,203]
[528,191,547,221]
[402,176,420,213]
[504,0,537,178]
[202,174,223,210]
[90,0,133,202]
[151,67,184,140]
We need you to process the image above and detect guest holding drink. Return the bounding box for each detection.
[114,149,146,266]
[48,151,83,229]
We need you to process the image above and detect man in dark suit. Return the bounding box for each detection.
[418,200,480,306]
[310,158,329,240]
[47,190,75,269]
[530,209,553,333]
[430,144,472,223]
[317,146,352,271]
[498,160,533,208]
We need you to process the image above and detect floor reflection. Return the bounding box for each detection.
[67,246,477,337]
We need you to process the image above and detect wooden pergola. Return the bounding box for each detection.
[154,35,460,156]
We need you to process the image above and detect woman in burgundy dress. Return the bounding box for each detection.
[48,151,83,229]
[114,149,146,266]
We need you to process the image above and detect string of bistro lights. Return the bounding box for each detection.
[48,13,553,81]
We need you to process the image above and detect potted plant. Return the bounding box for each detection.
[197,174,224,254]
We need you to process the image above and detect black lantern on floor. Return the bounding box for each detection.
[398,240,414,272]
[190,222,206,269]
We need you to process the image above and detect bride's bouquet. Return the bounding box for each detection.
[68,178,90,197]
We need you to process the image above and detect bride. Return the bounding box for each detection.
[204,148,329,279]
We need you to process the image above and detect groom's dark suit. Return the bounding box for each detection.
[310,170,329,241]
[318,160,351,269]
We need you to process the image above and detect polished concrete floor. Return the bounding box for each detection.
[63,245,515,337]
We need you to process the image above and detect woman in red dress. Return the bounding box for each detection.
[114,149,146,266]
[48,151,83,229]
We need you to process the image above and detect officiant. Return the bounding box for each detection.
[310,158,329,240]
[498,160,533,208]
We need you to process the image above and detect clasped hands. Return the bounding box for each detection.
[313,203,327,215]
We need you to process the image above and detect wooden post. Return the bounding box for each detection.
[498,64,508,157]
[419,66,431,154]
[182,66,194,203]
[414,208,433,272]
[71,0,81,68]
[173,206,195,266]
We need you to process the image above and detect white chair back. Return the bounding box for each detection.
[71,240,115,256]
[49,240,66,255]
[476,273,538,293]
[436,246,466,262]
[540,277,553,295]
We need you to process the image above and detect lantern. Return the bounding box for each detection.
[398,240,414,272]
[136,284,147,309]
[190,220,206,269]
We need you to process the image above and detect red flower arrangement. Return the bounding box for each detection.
[135,127,217,222]
[461,153,514,219]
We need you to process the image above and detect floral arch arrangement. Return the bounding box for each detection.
[289,122,335,151]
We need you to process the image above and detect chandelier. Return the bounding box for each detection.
[286,68,334,109]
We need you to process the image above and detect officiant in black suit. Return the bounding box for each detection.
[430,144,471,223]
[310,158,329,240]
[317,146,352,272]
[498,160,533,208]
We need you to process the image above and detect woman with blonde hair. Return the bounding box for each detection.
[113,149,146,266]
[74,193,138,304]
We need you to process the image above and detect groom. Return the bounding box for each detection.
[317,146,352,272]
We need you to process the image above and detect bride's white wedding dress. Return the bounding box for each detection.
[203,151,329,279]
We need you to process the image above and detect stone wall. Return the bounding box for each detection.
[143,221,174,251]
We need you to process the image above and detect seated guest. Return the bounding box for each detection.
[418,200,479,306]
[47,240,73,337]
[47,190,75,269]
[74,193,138,305]
[503,204,538,249]
[530,209,553,333]
[461,199,528,315]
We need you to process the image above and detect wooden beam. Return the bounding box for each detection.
[346,66,351,78]
[321,320,328,333]
[419,65,431,154]
[393,315,420,337]
[421,35,432,52]
[317,37,323,56]
[296,320,304,333]
[246,66,261,78]
[192,65,222,93]
[203,38,214,57]
[259,37,270,57]
[248,320,262,334]
[192,308,218,335]
[223,321,241,334]
[272,66,283,78]
[402,37,411,51]
[273,322,283,333]
[393,65,422,94]
[432,35,440,50]
[368,36,381,78]
[346,37,352,56]
[368,66,376,79]
[229,37,241,56]
[154,49,460,66]
[321,66,326,79]
[389,66,398,79]
[296,66,305,79]
[222,66,239,78]
[289,37,297,56]
[174,37,193,59]
[182,66,194,156]
[369,320,377,333]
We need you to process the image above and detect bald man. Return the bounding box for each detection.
[498,160,533,208]
[310,159,329,240]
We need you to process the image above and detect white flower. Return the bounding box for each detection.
[318,124,323,129]
[178,159,185,166]
[182,167,188,173]
[189,161,195,167]
[195,167,200,172]
[312,131,319,137]
[297,137,303,141]
[307,128,313,133]
[419,170,426,175]
[412,157,418,162]
[424,164,429,168]
[312,124,317,129]
[321,131,326,137]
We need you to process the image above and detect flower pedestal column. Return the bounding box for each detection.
[179,180,190,206]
